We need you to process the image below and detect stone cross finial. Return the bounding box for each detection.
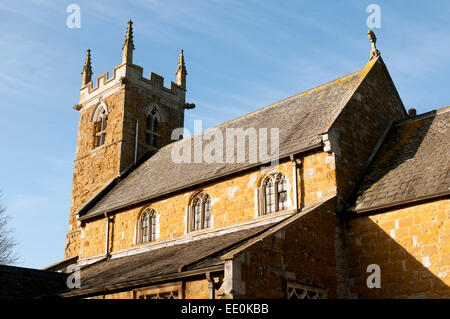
[176,49,187,89]
[122,20,135,64]
[81,48,93,86]
[368,30,380,60]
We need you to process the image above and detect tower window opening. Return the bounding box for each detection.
[145,109,160,148]
[93,106,108,148]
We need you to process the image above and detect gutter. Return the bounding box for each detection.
[105,213,111,258]
[206,272,216,299]
[290,154,301,211]
[59,265,224,298]
[352,191,450,215]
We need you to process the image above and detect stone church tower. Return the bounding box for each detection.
[65,21,193,258]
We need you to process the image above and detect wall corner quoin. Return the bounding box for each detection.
[64,229,81,259]
[217,256,246,298]
[325,61,407,210]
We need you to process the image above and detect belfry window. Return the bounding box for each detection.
[189,193,212,232]
[138,208,157,244]
[93,106,108,148]
[145,109,159,148]
[259,173,289,215]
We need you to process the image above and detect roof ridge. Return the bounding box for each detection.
[81,62,370,220]
[160,68,364,152]
[214,69,364,127]
[0,264,68,276]
[392,105,450,127]
[352,104,449,214]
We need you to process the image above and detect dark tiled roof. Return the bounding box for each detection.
[61,221,278,296]
[354,106,450,212]
[43,256,78,272]
[64,198,334,297]
[0,265,68,299]
[81,69,365,219]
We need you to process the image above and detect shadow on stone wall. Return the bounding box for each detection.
[345,212,449,299]
[340,110,450,298]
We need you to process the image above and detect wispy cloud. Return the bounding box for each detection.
[7,195,47,214]
[0,1,63,29]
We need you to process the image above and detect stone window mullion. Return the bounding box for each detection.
[150,213,156,241]
[189,192,212,232]
[274,178,279,212]
[201,198,205,230]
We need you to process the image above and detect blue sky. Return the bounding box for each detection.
[0,0,449,268]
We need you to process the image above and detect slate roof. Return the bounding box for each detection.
[60,221,279,297]
[354,106,450,212]
[62,196,334,297]
[81,68,366,219]
[0,265,68,299]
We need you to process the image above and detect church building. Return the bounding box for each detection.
[42,21,449,299]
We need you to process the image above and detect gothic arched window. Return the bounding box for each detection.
[259,173,289,215]
[145,109,160,149]
[189,193,212,232]
[93,104,108,148]
[138,208,158,244]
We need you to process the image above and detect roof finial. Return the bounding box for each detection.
[122,20,135,64]
[81,48,93,86]
[175,49,187,90]
[368,30,380,60]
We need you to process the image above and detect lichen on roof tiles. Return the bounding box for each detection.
[81,68,366,219]
[354,106,450,212]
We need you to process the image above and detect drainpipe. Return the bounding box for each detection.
[290,155,299,211]
[105,213,110,258]
[134,121,139,165]
[206,272,215,299]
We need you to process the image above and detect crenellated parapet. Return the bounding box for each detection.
[78,63,187,108]
[125,64,187,105]
[77,20,190,109]
[79,63,126,105]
